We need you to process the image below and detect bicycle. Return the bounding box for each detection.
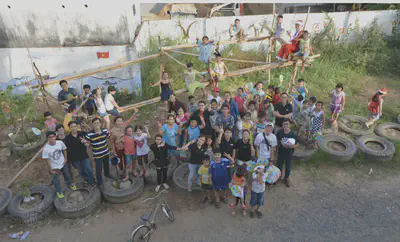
[130,189,175,242]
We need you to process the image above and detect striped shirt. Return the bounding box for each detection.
[85,129,110,159]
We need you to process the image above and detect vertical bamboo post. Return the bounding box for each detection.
[158,36,163,95]
[303,7,311,32]
[288,63,298,93]
[266,3,276,85]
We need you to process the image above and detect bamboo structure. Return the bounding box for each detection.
[267,3,276,84]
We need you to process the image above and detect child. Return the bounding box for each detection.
[249,165,268,218]
[151,71,173,107]
[44,111,57,132]
[198,156,213,204]
[185,118,202,143]
[330,84,346,124]
[63,105,82,134]
[310,101,325,148]
[237,112,254,141]
[209,148,234,209]
[134,125,151,177]
[196,36,215,70]
[251,82,266,98]
[255,111,268,136]
[296,79,308,99]
[207,87,221,105]
[253,94,262,111]
[92,87,111,130]
[229,19,245,41]
[289,93,304,120]
[187,95,198,115]
[229,165,247,217]
[366,88,387,128]
[121,126,136,180]
[294,31,313,72]
[42,131,76,199]
[176,107,189,146]
[245,100,259,123]
[105,86,121,117]
[82,84,96,116]
[205,136,215,158]
[234,88,245,116]
[272,87,281,105]
[266,85,275,102]
[300,96,317,135]
[185,62,208,96]
[209,99,219,133]
[210,53,228,88]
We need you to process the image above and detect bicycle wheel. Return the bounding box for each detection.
[131,224,151,242]
[162,203,175,222]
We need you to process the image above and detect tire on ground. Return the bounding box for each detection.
[144,158,178,184]
[338,115,373,136]
[356,135,395,162]
[293,136,317,161]
[11,133,47,157]
[54,182,101,219]
[173,163,201,191]
[101,176,144,204]
[0,187,12,216]
[375,122,400,143]
[318,134,357,162]
[7,185,55,224]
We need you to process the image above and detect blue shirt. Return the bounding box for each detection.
[58,88,78,106]
[222,100,239,120]
[188,103,198,114]
[187,126,200,142]
[297,86,306,99]
[197,39,214,63]
[83,93,95,109]
[210,158,231,188]
[162,123,179,146]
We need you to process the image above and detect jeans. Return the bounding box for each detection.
[107,108,120,117]
[156,167,168,185]
[277,151,293,179]
[73,158,94,184]
[53,165,72,193]
[188,163,201,187]
[177,133,185,147]
[95,155,110,185]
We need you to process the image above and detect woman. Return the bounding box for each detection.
[158,114,180,161]
[205,135,215,158]
[186,135,207,192]
[152,71,173,107]
[110,112,138,176]
[276,20,304,61]
[92,87,111,130]
[234,130,254,166]
[168,93,186,115]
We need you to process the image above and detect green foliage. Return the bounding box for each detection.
[0,87,36,125]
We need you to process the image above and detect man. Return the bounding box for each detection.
[273,92,293,132]
[215,104,235,133]
[191,100,215,137]
[276,118,299,187]
[58,80,78,107]
[254,122,277,165]
[276,20,304,61]
[64,121,95,188]
[229,19,245,41]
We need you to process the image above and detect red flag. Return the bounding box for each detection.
[97,52,109,59]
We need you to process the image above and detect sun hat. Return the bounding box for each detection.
[378,88,387,94]
[295,20,303,26]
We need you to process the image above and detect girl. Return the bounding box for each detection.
[253,94,262,110]
[245,100,259,124]
[134,125,151,177]
[205,136,215,158]
[310,101,325,148]
[229,165,247,217]
[151,71,173,107]
[44,111,57,132]
[330,84,346,124]
[237,112,254,141]
[92,87,111,130]
[168,93,186,115]
[121,126,136,181]
[251,82,265,98]
[272,87,281,106]
[366,88,387,128]
[158,114,180,161]
[150,134,183,192]
[210,53,228,88]
[296,79,308,100]
[175,107,189,146]
[259,99,275,124]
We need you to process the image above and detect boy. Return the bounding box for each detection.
[245,100,259,123]
[266,85,275,102]
[63,105,83,134]
[289,93,304,120]
[209,148,234,209]
[196,36,214,70]
[295,78,308,99]
[294,31,313,72]
[207,87,221,105]
[104,86,121,117]
[272,15,285,52]
[209,53,228,88]
[82,84,96,116]
[249,165,268,218]
[185,62,208,96]
[198,156,213,204]
[234,88,245,116]
[42,131,76,199]
[44,111,57,132]
[184,118,202,143]
[187,95,198,115]
[255,111,268,136]
[229,19,245,41]
[209,99,219,134]
[300,96,317,135]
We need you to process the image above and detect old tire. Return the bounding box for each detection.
[101,176,144,204]
[375,122,400,143]
[338,115,373,136]
[7,185,55,224]
[318,134,357,162]
[356,135,395,162]
[11,133,46,157]
[54,183,101,219]
[173,163,201,191]
[0,187,12,216]
[293,146,317,161]
[144,159,178,184]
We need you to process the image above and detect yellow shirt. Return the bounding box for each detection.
[198,165,210,184]
[63,113,81,134]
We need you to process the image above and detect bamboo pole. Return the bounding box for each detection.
[7,146,45,188]
[162,50,186,68]
[303,7,311,31]
[31,53,161,88]
[159,55,164,95]
[267,3,276,84]
[288,64,299,93]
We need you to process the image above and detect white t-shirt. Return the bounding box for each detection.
[42,140,67,169]
[104,93,115,111]
[95,97,107,114]
[208,95,221,105]
[254,132,277,160]
[134,133,150,156]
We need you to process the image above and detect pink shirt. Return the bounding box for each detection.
[234,96,245,113]
[122,136,136,155]
[45,118,57,132]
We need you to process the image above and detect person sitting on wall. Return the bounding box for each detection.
[58,80,78,110]
[229,19,245,41]
[276,20,304,62]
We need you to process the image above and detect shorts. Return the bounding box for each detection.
[98,112,108,117]
[124,154,136,167]
[369,112,380,121]
[201,183,213,190]
[295,51,309,58]
[107,108,120,117]
[330,104,342,114]
[250,191,264,207]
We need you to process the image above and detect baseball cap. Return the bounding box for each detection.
[378,88,387,94]
[266,122,274,127]
[213,87,220,93]
[46,131,56,137]
[295,20,303,26]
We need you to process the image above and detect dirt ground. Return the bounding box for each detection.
[1,88,400,241]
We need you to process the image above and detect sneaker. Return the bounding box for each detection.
[162,183,169,189]
[155,185,161,192]
[68,184,77,191]
[188,186,192,192]
[91,183,97,189]
[284,178,292,187]
[57,192,64,199]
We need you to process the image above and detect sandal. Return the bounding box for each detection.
[201,196,208,203]
[222,197,229,204]
[242,204,247,210]
[242,210,247,216]
[215,201,221,209]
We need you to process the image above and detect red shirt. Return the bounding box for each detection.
[272,94,281,105]
[122,136,136,155]
[234,96,245,113]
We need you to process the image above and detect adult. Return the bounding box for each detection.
[276,20,304,61]
[191,100,215,137]
[110,113,137,176]
[104,86,121,117]
[235,129,254,166]
[158,114,180,160]
[229,19,245,41]
[64,121,95,187]
[58,80,78,107]
[215,104,235,134]
[92,87,111,130]
[222,91,239,121]
[168,93,186,115]
[273,92,293,132]
[187,135,207,192]
[55,124,66,142]
[254,122,277,164]
[276,119,299,187]
[217,127,235,160]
